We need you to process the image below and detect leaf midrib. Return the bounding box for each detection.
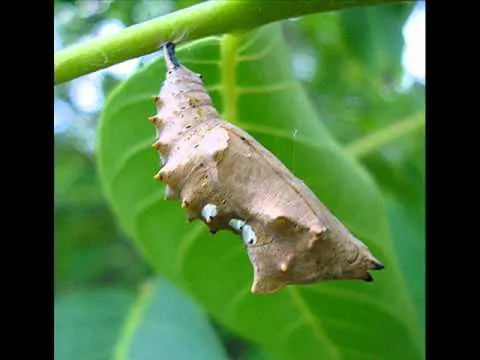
[289,287,342,359]
[114,283,155,360]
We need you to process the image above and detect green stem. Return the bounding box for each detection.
[345,115,425,158]
[54,0,403,85]
[220,34,240,123]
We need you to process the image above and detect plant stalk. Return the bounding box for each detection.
[54,0,403,85]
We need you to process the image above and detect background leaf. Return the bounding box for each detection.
[116,277,228,360]
[54,288,134,360]
[97,23,423,360]
[54,135,151,293]
[55,277,229,360]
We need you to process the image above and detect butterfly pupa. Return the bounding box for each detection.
[149,42,384,294]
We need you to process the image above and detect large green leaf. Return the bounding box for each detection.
[54,278,228,360]
[97,23,423,359]
[55,289,134,360]
[387,198,425,333]
[54,136,149,293]
[115,278,228,360]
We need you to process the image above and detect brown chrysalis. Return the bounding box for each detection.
[149,42,384,294]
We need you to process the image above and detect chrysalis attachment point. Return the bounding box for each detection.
[153,172,163,181]
[164,42,181,70]
[201,204,217,223]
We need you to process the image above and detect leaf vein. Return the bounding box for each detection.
[181,58,221,66]
[288,287,342,360]
[107,139,153,189]
[175,223,208,280]
[114,282,156,360]
[237,82,299,94]
[279,317,306,341]
[237,38,283,62]
[236,121,324,151]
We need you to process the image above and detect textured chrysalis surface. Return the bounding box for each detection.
[149,43,384,294]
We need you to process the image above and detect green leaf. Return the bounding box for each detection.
[54,289,134,360]
[387,200,425,333]
[54,137,149,293]
[115,278,228,360]
[97,23,423,359]
[293,7,424,146]
[55,279,228,360]
[339,4,413,77]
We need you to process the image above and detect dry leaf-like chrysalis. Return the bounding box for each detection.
[150,43,384,294]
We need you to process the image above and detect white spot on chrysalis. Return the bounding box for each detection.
[242,224,257,245]
[201,204,217,223]
[229,219,245,232]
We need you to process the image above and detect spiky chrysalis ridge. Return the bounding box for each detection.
[149,43,384,294]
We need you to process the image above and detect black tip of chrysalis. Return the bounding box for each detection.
[163,42,180,70]
[371,261,385,270]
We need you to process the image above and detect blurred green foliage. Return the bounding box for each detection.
[54,135,152,293]
[54,1,424,359]
[54,278,229,360]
